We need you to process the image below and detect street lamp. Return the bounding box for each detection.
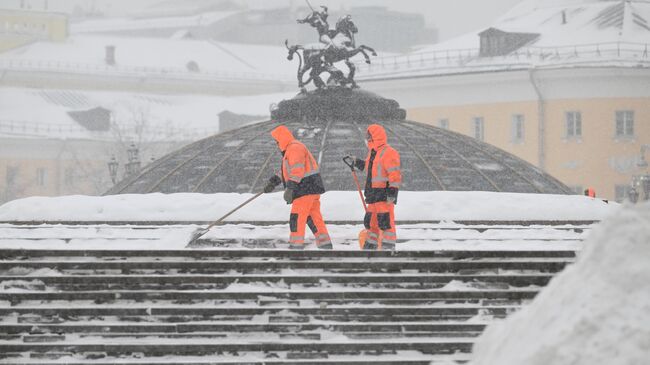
[108,155,119,184]
[125,143,141,177]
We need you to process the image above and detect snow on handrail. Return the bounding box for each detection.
[0,58,294,82]
[355,42,650,78]
[0,119,220,141]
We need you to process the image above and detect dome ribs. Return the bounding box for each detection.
[192,124,279,193]
[398,121,501,192]
[383,123,446,191]
[405,121,544,194]
[147,124,263,194]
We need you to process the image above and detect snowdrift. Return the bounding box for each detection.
[0,191,615,222]
[467,202,650,365]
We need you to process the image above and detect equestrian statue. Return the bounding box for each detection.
[286,3,377,91]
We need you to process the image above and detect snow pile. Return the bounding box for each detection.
[467,202,650,365]
[0,191,616,222]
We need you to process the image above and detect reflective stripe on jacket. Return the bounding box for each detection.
[364,124,401,203]
[271,125,325,199]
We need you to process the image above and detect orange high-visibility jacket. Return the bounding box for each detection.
[271,125,325,198]
[364,124,401,203]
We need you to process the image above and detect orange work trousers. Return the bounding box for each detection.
[289,194,332,249]
[364,201,396,251]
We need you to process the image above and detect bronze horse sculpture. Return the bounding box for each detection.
[286,15,377,91]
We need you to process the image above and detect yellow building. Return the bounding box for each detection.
[0,8,68,52]
[359,0,650,201]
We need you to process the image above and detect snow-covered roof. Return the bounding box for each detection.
[0,35,296,81]
[356,0,650,80]
[70,11,237,33]
[0,88,295,141]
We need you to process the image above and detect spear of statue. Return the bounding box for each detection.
[305,0,315,12]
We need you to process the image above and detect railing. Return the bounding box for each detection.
[355,42,650,78]
[0,58,294,82]
[0,120,220,141]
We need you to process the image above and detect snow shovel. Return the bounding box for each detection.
[342,156,367,212]
[186,191,264,246]
[343,156,381,250]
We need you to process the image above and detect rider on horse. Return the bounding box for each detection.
[297,6,335,51]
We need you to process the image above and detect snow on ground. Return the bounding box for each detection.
[0,191,616,222]
[465,201,650,365]
[0,222,587,251]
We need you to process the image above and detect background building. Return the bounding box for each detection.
[357,0,650,201]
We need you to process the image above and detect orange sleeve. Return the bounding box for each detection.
[384,148,401,188]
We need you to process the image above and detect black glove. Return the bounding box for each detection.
[263,175,282,193]
[345,155,365,171]
[386,187,398,205]
[353,158,365,171]
[283,188,294,204]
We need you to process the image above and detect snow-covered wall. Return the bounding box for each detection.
[0,191,616,222]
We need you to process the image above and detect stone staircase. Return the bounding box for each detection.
[0,242,579,364]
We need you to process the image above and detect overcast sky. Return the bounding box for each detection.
[246,0,525,40]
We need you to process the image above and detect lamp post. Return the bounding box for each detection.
[107,144,142,185]
[108,156,119,184]
[125,143,141,177]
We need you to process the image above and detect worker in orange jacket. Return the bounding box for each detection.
[348,124,401,250]
[264,125,333,249]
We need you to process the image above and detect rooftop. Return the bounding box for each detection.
[355,0,650,80]
[0,87,293,141]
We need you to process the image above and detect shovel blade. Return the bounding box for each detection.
[187,227,210,245]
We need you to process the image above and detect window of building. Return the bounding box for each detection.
[36,168,47,187]
[472,117,484,141]
[615,110,634,138]
[511,114,525,143]
[438,118,449,130]
[565,111,582,138]
[615,184,634,202]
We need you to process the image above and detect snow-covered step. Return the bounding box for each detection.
[0,338,476,356]
[0,248,578,257]
[0,243,578,362]
[0,355,472,364]
[0,222,590,251]
[2,322,488,335]
[0,289,540,304]
[0,273,555,290]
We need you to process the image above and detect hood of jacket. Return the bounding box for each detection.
[367,124,387,150]
[271,125,295,152]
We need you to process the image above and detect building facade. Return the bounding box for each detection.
[0,8,68,52]
[358,0,650,201]
[363,67,649,201]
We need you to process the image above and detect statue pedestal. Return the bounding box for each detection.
[271,87,406,122]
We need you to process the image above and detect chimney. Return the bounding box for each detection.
[562,10,567,25]
[105,45,115,65]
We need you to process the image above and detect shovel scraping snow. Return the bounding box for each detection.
[186,191,264,246]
